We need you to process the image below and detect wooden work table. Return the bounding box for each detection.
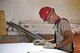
[73,34,80,53]
[0,34,80,53]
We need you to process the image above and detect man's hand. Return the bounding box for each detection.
[33,39,44,45]
[43,41,56,49]
[33,39,56,49]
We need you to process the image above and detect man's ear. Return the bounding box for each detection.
[52,8,55,11]
[51,8,55,12]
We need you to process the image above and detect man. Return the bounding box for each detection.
[34,6,73,52]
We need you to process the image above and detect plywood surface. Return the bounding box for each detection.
[0,10,6,35]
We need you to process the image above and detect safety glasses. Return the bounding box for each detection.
[45,12,53,22]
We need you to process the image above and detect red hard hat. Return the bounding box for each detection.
[39,6,52,21]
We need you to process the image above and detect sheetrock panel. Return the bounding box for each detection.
[0,43,67,53]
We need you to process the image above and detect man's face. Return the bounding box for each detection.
[45,12,57,24]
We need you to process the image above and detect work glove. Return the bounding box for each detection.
[43,41,56,49]
[33,39,45,45]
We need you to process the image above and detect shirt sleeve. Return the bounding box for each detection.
[59,20,71,34]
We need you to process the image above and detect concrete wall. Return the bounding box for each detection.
[0,0,80,24]
[0,0,80,34]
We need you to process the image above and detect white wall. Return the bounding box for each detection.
[0,0,80,24]
[51,0,80,24]
[0,0,54,23]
